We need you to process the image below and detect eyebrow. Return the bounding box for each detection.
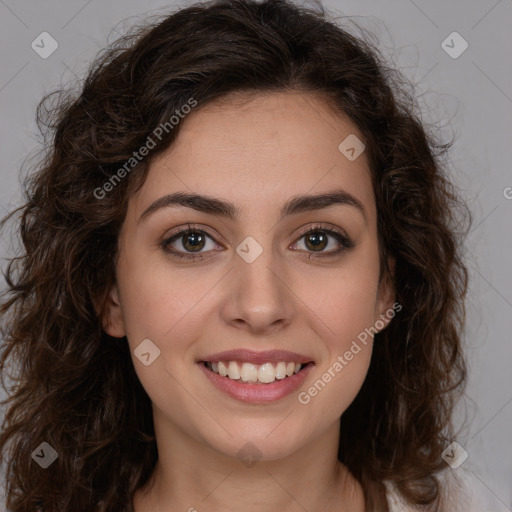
[139,188,367,224]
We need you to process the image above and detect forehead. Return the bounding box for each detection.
[128,91,376,222]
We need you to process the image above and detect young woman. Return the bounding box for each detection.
[1,0,479,510]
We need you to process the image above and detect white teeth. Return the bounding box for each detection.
[218,361,228,377]
[275,362,287,379]
[240,363,258,382]
[258,363,276,383]
[207,360,305,384]
[228,361,240,380]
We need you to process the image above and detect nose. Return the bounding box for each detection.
[220,243,295,335]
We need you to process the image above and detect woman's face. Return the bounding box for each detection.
[103,91,394,461]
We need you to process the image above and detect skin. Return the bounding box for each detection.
[101,91,395,512]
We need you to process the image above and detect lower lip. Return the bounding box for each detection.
[198,362,313,404]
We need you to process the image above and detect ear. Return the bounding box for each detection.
[374,256,397,332]
[98,283,126,338]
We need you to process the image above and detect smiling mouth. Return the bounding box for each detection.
[202,360,311,384]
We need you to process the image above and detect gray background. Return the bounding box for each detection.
[1,0,511,510]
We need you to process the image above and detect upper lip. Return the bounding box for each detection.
[199,349,313,365]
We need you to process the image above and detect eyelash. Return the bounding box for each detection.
[160,223,355,261]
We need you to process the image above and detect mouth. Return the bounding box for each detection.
[197,349,314,403]
[202,360,311,384]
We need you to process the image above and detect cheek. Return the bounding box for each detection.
[298,293,376,418]
[295,255,381,347]
[293,256,379,412]
[300,348,372,421]
[116,260,206,417]
[116,250,212,347]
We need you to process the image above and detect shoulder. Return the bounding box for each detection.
[384,467,488,511]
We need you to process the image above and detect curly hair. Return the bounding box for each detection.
[0,0,469,511]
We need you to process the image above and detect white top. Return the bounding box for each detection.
[385,468,488,511]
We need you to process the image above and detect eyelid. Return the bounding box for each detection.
[160,222,354,260]
[294,222,351,243]
[160,223,223,261]
[291,222,355,256]
[162,223,221,245]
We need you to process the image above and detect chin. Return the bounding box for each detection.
[203,425,310,463]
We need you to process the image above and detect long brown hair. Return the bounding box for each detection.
[0,1,469,510]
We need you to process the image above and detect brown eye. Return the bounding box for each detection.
[180,231,206,252]
[161,227,221,260]
[304,231,328,251]
[291,224,355,259]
